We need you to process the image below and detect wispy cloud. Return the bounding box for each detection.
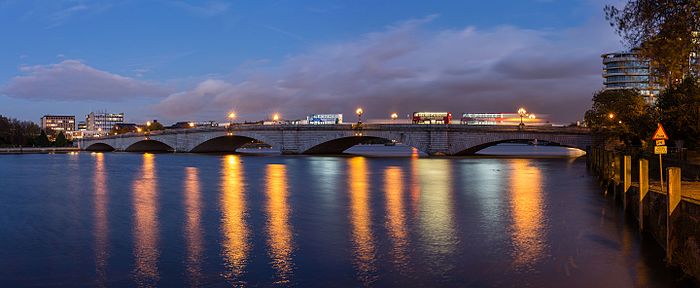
[44,1,115,29]
[1,60,172,101]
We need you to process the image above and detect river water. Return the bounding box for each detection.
[0,152,694,287]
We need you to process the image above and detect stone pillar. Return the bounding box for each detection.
[639,159,648,231]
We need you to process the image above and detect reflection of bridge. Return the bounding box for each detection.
[78,124,592,156]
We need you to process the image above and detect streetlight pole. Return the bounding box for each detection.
[518,108,527,128]
[356,108,364,124]
[227,112,236,135]
[391,112,398,123]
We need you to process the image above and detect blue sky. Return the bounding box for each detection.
[0,0,623,124]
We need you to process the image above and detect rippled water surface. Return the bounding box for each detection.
[0,153,694,287]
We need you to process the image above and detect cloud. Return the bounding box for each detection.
[1,60,171,101]
[154,15,620,122]
[45,1,114,29]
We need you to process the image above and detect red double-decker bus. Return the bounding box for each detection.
[412,112,451,124]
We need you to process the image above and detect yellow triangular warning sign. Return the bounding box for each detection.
[652,123,669,140]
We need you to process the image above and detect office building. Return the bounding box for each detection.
[40,115,75,135]
[86,111,124,131]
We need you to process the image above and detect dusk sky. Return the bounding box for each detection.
[0,0,625,124]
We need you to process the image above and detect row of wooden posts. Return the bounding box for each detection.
[588,148,682,262]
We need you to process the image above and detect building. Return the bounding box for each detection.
[77,121,87,131]
[86,111,124,131]
[40,115,75,135]
[602,50,661,103]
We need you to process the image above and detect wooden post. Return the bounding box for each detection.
[667,167,681,262]
[623,155,631,210]
[614,154,621,184]
[639,159,648,231]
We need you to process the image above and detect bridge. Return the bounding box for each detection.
[78,124,592,156]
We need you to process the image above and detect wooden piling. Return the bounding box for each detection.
[639,159,648,231]
[667,167,681,262]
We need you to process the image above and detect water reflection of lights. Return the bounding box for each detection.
[266,164,294,284]
[93,153,108,287]
[384,166,410,270]
[184,167,203,286]
[509,159,547,269]
[310,158,341,201]
[349,157,377,285]
[132,153,159,286]
[409,157,421,218]
[220,155,249,283]
[418,159,457,273]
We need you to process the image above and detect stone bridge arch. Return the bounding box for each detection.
[451,132,590,155]
[125,139,176,152]
[298,130,428,155]
[84,142,116,152]
[187,131,281,153]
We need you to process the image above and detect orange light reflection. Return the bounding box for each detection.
[509,159,546,269]
[384,166,410,270]
[93,153,108,287]
[266,164,294,284]
[349,157,376,285]
[220,155,249,283]
[132,153,159,286]
[184,167,203,286]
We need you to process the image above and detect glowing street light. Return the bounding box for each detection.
[608,113,615,119]
[356,108,364,124]
[528,114,536,119]
[137,127,142,133]
[146,121,151,127]
[518,107,527,127]
[188,122,195,128]
[391,112,398,121]
[272,113,280,121]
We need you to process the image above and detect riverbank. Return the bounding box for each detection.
[0,147,79,154]
[588,148,700,283]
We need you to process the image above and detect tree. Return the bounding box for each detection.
[149,121,165,131]
[584,89,656,146]
[54,131,67,147]
[35,130,50,147]
[656,76,700,148]
[0,115,41,147]
[605,1,700,85]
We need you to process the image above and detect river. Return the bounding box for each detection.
[0,152,694,287]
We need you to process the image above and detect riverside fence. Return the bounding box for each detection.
[588,148,700,281]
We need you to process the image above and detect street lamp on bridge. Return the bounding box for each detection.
[227,112,236,135]
[356,108,364,124]
[391,113,398,122]
[518,107,527,128]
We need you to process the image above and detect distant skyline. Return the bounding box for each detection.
[0,0,624,124]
